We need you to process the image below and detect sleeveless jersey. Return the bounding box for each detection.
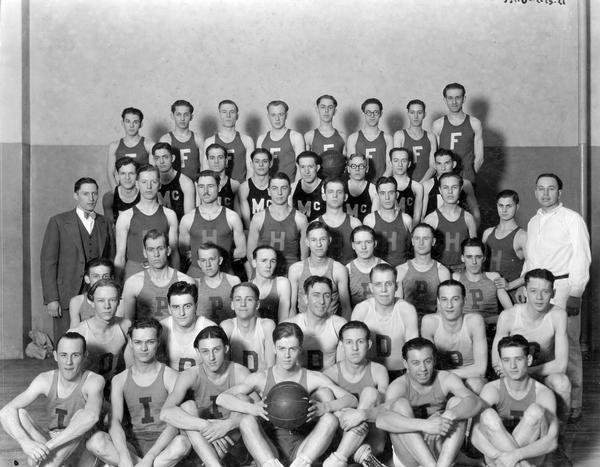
[292,180,325,222]
[288,313,340,371]
[355,130,387,182]
[126,206,169,263]
[396,179,416,218]
[332,362,377,398]
[439,115,476,183]
[496,378,537,430]
[137,268,179,320]
[161,315,216,371]
[261,129,296,179]
[347,259,381,308]
[158,172,185,220]
[425,178,469,217]
[112,187,140,222]
[510,304,555,366]
[191,361,238,419]
[373,211,410,267]
[79,320,127,385]
[319,214,355,266]
[229,318,270,373]
[46,370,89,431]
[263,367,308,398]
[123,364,167,439]
[255,279,280,323]
[345,181,372,222]
[406,373,447,418]
[169,131,201,182]
[215,131,248,182]
[187,207,233,278]
[115,137,149,165]
[258,208,301,272]
[218,177,235,210]
[486,227,524,282]
[402,129,431,181]
[196,274,234,324]
[460,272,499,321]
[311,128,345,155]
[431,314,474,370]
[402,260,442,318]
[297,259,339,315]
[77,296,96,322]
[247,178,271,219]
[436,209,470,270]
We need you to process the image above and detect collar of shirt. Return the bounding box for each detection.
[76,207,96,224]
[536,202,563,217]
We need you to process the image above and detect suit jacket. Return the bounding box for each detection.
[40,209,114,309]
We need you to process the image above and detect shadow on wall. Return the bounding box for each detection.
[199,116,218,140]
[342,110,361,137]
[293,113,313,136]
[385,110,404,137]
[245,111,264,141]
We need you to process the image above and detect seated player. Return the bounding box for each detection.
[304,94,346,155]
[346,226,385,308]
[204,143,240,210]
[237,148,273,229]
[221,282,276,373]
[322,321,389,466]
[492,269,571,423]
[351,264,418,380]
[345,153,379,222]
[86,319,191,466]
[160,326,251,467]
[472,335,559,467]
[251,245,293,323]
[421,280,487,394]
[290,151,325,222]
[102,157,140,228]
[0,332,104,467]
[390,147,424,225]
[69,258,114,328]
[289,220,352,319]
[396,223,451,322]
[216,322,358,467]
[285,276,347,371]
[376,338,486,467]
[119,230,194,321]
[160,281,216,371]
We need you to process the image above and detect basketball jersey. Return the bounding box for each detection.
[373,211,410,267]
[292,180,325,222]
[215,131,247,182]
[218,177,235,210]
[77,296,96,322]
[402,129,431,181]
[436,209,470,270]
[347,259,381,308]
[431,314,474,370]
[396,179,416,218]
[112,187,140,222]
[311,129,345,155]
[288,313,341,371]
[510,304,555,366]
[137,268,179,320]
[486,227,524,282]
[161,315,216,371]
[356,130,387,182]
[439,116,476,183]
[187,207,233,278]
[261,129,296,179]
[229,317,270,373]
[319,214,355,266]
[297,259,339,315]
[115,137,149,165]
[402,260,443,318]
[46,370,89,431]
[405,373,447,418]
[158,172,185,220]
[255,279,280,323]
[169,131,201,182]
[126,205,169,264]
[258,208,301,272]
[345,181,372,222]
[496,378,537,430]
[79,320,127,384]
[191,361,238,419]
[248,178,271,219]
[196,274,234,324]
[425,178,469,217]
[460,272,498,321]
[332,362,377,398]
[263,367,308,397]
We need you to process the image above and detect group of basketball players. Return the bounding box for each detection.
[0,82,590,467]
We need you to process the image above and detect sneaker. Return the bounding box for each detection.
[354,444,387,467]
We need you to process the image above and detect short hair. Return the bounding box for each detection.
[437,279,466,298]
[272,322,303,346]
[461,237,486,255]
[251,148,273,161]
[197,242,223,257]
[252,244,278,259]
[316,94,338,107]
[218,99,239,112]
[152,142,173,156]
[143,229,168,248]
[339,320,371,341]
[230,282,260,300]
[121,107,143,121]
[270,172,291,186]
[194,325,229,349]
[74,177,98,193]
[84,258,114,277]
[438,171,463,187]
[369,263,397,282]
[55,331,86,353]
[406,99,426,111]
[524,268,555,288]
[412,222,436,237]
[434,148,456,161]
[361,98,383,112]
[323,177,346,193]
[496,189,520,204]
[389,147,412,163]
[205,143,227,157]
[402,337,436,360]
[536,173,563,190]
[348,153,367,163]
[306,220,330,237]
[87,278,121,302]
[127,318,163,340]
[197,169,220,186]
[296,150,321,165]
[498,334,530,356]
[137,164,160,179]
[303,275,333,294]
[443,82,466,97]
[375,176,398,192]
[350,225,375,242]
[167,281,198,304]
[171,99,194,114]
[267,100,289,112]
[115,157,139,173]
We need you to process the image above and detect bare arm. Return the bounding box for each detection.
[227,209,247,261]
[68,296,84,329]
[216,374,267,419]
[411,181,424,225]
[237,182,251,228]
[419,132,438,182]
[245,212,263,263]
[491,310,513,375]
[108,372,134,465]
[310,372,358,412]
[181,174,197,215]
[242,135,255,179]
[395,263,408,298]
[465,212,477,238]
[288,262,302,315]
[178,213,193,263]
[165,209,181,270]
[463,181,481,228]
[383,133,394,176]
[472,117,484,173]
[450,314,487,380]
[297,212,309,260]
[304,130,315,151]
[262,320,276,368]
[290,130,306,156]
[334,263,352,320]
[438,372,486,421]
[114,209,133,280]
[346,132,358,156]
[529,310,568,376]
[117,275,141,321]
[160,369,209,431]
[277,277,293,322]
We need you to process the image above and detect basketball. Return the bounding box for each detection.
[265,381,310,430]
[319,150,347,179]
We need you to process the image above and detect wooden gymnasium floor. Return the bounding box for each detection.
[1,356,599,466]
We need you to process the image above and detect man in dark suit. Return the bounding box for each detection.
[41,177,114,338]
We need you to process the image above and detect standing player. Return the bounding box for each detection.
[102,157,140,227]
[221,282,276,373]
[393,99,437,182]
[291,151,326,222]
[304,94,346,155]
[251,245,293,323]
[432,83,484,184]
[68,258,114,328]
[159,99,203,182]
[107,107,154,189]
[204,99,255,182]
[390,147,424,225]
[364,176,412,267]
[204,143,240,210]
[0,332,104,467]
[346,226,385,309]
[257,100,305,180]
[86,319,191,466]
[351,264,419,380]
[345,153,379,222]
[238,148,273,228]
[347,98,393,182]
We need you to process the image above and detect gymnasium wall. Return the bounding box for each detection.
[2,0,596,356]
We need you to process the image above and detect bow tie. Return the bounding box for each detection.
[84,212,96,220]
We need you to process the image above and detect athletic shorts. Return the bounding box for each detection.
[262,420,316,465]
[129,431,161,457]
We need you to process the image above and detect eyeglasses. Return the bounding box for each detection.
[364,110,381,117]
[349,164,367,170]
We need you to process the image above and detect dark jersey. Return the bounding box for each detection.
[261,129,296,180]
[402,129,432,181]
[112,187,140,222]
[292,180,325,222]
[247,178,271,220]
[169,131,201,182]
[355,130,387,182]
[215,131,247,182]
[439,115,476,183]
[345,181,373,222]
[158,172,185,220]
[311,128,345,155]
